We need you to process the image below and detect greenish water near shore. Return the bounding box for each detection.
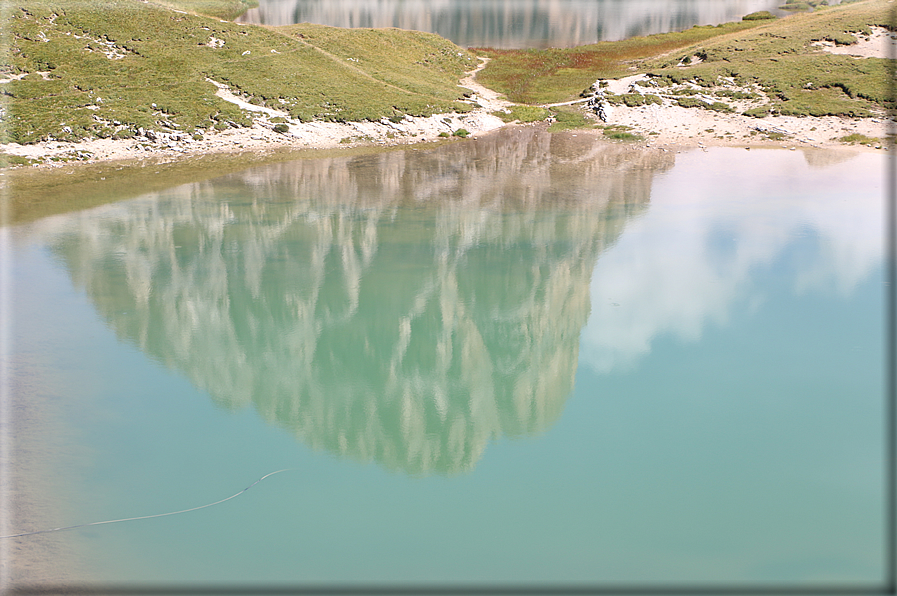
[5,131,886,586]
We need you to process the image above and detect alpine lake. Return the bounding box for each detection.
[2,1,890,590]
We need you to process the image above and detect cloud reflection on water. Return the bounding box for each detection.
[580,148,883,374]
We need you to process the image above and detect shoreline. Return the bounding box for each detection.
[2,37,894,171]
[0,58,512,170]
[581,73,893,153]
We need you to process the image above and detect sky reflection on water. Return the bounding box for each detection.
[581,148,883,373]
[5,137,886,586]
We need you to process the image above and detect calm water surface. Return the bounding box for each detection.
[237,0,829,47]
[4,130,886,586]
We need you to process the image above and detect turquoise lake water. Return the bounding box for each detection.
[3,131,888,587]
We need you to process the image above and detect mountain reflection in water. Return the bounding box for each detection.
[46,128,674,476]
[238,0,792,48]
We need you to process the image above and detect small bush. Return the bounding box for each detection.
[113,129,136,140]
[273,123,290,133]
[438,131,450,137]
[838,133,879,145]
[547,108,591,131]
[743,11,776,20]
[742,106,771,118]
[824,33,857,45]
[714,89,758,99]
[620,93,663,107]
[452,128,470,137]
[603,129,643,141]
[0,154,37,168]
[676,97,706,108]
[604,94,623,105]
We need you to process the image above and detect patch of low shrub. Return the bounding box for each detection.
[824,33,857,45]
[493,105,549,122]
[837,133,879,145]
[714,89,759,99]
[621,93,663,106]
[675,97,706,108]
[603,129,643,141]
[743,11,776,20]
[708,101,733,112]
[547,108,592,131]
[742,106,771,117]
[113,129,136,140]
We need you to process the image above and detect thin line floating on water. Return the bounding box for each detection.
[0,468,297,539]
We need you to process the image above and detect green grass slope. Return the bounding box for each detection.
[641,0,894,117]
[476,0,894,115]
[473,20,768,105]
[1,1,477,145]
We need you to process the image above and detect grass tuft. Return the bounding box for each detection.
[547,107,593,131]
[743,11,777,20]
[492,105,550,122]
[837,132,879,144]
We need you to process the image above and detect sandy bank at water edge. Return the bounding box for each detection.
[0,55,891,169]
[582,81,893,153]
[0,58,513,168]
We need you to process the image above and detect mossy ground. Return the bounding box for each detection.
[837,132,880,144]
[601,125,643,141]
[475,0,894,119]
[1,0,477,145]
[642,0,894,118]
[472,20,766,105]
[546,107,594,131]
[492,105,550,123]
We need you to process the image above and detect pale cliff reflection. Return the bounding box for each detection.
[237,0,792,48]
[44,128,673,476]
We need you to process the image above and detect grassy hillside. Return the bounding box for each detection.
[476,0,894,114]
[473,20,770,105]
[1,1,477,145]
[641,0,894,117]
